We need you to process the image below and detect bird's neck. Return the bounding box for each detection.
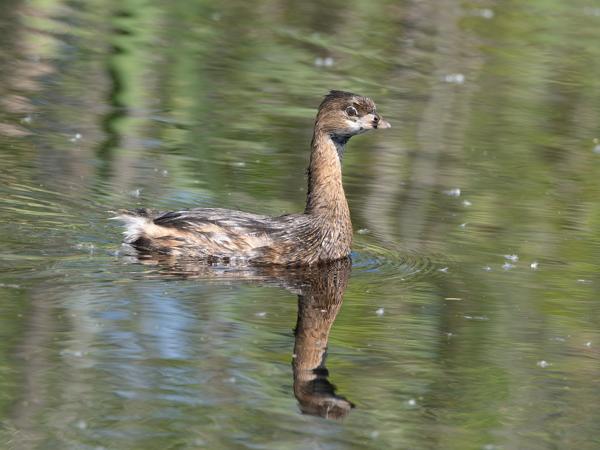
[304,130,351,223]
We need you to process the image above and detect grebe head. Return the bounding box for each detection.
[315,90,391,140]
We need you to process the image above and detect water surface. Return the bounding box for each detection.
[1,1,600,449]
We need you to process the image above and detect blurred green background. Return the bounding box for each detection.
[0,0,599,449]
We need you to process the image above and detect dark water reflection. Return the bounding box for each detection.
[128,255,355,420]
[1,0,600,449]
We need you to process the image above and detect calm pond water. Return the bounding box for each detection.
[1,1,600,449]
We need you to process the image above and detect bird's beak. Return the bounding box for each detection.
[376,116,391,129]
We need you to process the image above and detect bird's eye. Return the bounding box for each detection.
[346,106,358,117]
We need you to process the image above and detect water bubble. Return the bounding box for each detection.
[255,311,267,318]
[585,341,592,348]
[482,266,492,272]
[21,115,32,124]
[74,243,95,254]
[593,144,600,154]
[443,73,465,84]
[583,7,600,16]
[462,200,472,207]
[443,188,461,197]
[129,188,142,198]
[161,169,168,176]
[407,398,417,406]
[476,8,494,19]
[61,349,85,358]
[315,56,334,67]
[504,254,519,262]
[502,262,514,270]
[75,420,87,430]
[375,308,385,316]
[69,133,82,142]
[537,360,550,368]
[438,267,449,273]
[357,228,370,235]
[482,445,500,450]
[530,261,539,270]
[370,430,380,439]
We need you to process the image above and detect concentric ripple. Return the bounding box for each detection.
[351,240,452,283]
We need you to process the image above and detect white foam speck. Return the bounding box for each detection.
[443,73,465,84]
[375,308,385,316]
[584,7,600,17]
[444,188,461,197]
[476,8,494,19]
[530,261,539,270]
[537,360,550,368]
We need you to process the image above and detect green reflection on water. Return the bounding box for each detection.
[0,0,599,449]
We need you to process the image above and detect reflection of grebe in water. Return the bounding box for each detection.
[114,91,390,265]
[133,256,354,420]
[292,257,354,419]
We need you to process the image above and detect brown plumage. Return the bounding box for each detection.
[114,90,390,266]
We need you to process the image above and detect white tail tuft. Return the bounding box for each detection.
[110,214,152,243]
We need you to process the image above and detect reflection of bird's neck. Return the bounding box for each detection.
[292,258,354,419]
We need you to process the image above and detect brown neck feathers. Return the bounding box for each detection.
[304,130,350,219]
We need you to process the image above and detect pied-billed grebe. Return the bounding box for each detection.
[115,90,390,265]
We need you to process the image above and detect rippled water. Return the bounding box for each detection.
[1,1,600,449]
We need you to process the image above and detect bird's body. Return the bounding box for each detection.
[114,91,389,266]
[117,207,348,265]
